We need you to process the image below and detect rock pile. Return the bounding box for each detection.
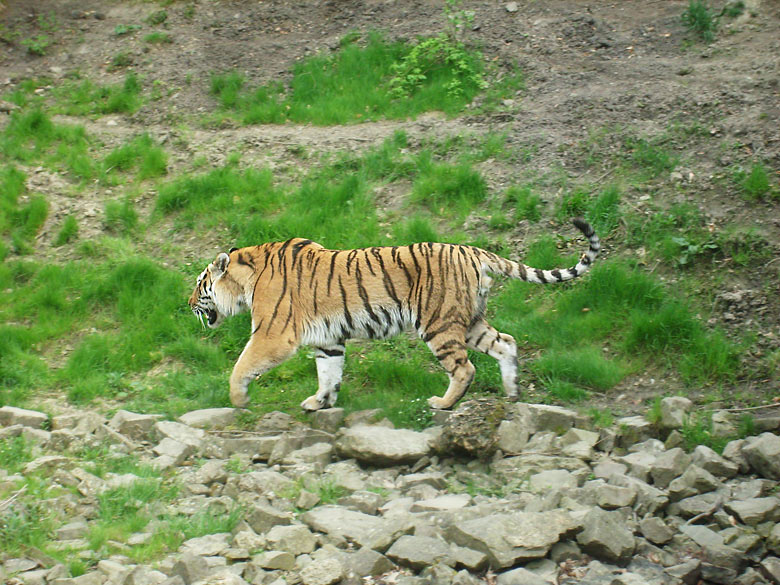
[1,398,779,585]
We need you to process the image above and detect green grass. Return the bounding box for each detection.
[53,215,79,247]
[410,152,487,217]
[736,162,775,201]
[104,133,168,182]
[209,31,511,125]
[51,73,143,116]
[682,0,717,43]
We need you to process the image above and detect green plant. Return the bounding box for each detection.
[104,133,168,181]
[109,52,134,70]
[0,436,34,474]
[736,162,774,200]
[682,0,717,43]
[145,10,168,26]
[114,24,142,36]
[21,34,52,56]
[144,32,173,44]
[53,215,78,246]
[104,198,138,234]
[410,153,487,216]
[505,185,542,222]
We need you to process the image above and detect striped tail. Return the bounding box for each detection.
[485,218,601,284]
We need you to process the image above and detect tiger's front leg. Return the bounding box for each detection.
[301,343,345,411]
[229,335,298,407]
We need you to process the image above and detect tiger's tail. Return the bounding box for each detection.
[483,218,600,284]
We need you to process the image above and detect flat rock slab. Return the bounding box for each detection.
[446,510,579,569]
[302,506,388,548]
[0,406,48,429]
[178,408,237,429]
[335,424,432,465]
[386,535,453,570]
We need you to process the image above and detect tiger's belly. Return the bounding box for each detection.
[301,305,415,346]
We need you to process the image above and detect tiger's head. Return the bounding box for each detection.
[189,250,246,329]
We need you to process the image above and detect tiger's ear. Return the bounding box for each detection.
[212,252,231,277]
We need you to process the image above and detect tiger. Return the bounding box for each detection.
[188,218,600,411]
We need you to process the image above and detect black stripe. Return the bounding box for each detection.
[535,268,547,283]
[327,251,339,295]
[339,276,353,330]
[317,347,345,357]
[551,269,563,282]
[355,263,380,324]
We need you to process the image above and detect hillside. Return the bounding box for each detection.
[2,0,780,580]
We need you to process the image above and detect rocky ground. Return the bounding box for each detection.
[2,399,780,585]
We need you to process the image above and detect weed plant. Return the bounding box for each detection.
[682,0,717,43]
[736,162,775,201]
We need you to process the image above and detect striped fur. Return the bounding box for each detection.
[188,218,600,410]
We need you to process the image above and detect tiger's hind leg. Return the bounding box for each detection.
[425,334,476,410]
[301,342,345,411]
[466,319,519,401]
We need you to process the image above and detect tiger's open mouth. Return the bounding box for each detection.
[207,308,217,326]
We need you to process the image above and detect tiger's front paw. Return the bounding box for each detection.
[301,395,325,411]
[427,396,451,410]
[230,389,250,408]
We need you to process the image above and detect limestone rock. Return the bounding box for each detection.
[335,424,432,465]
[576,508,635,565]
[386,535,453,570]
[300,557,343,585]
[440,398,506,457]
[446,510,578,569]
[108,410,161,441]
[743,433,780,480]
[659,396,693,430]
[178,408,236,429]
[0,406,48,429]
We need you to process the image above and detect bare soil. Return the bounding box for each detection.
[2,0,779,415]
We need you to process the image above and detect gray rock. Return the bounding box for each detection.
[282,442,334,466]
[592,460,628,480]
[251,550,295,570]
[446,510,578,569]
[386,535,453,570]
[576,508,635,565]
[595,483,636,510]
[153,438,193,465]
[233,470,295,497]
[155,421,205,449]
[309,408,345,433]
[336,424,432,465]
[722,439,751,473]
[343,547,395,577]
[196,460,228,485]
[638,516,673,545]
[245,501,293,534]
[679,524,725,547]
[180,533,231,556]
[215,433,281,460]
[667,491,722,519]
[659,396,693,430]
[691,444,739,479]
[178,408,236,429]
[300,557,343,585]
[665,559,701,585]
[760,556,780,584]
[609,474,669,515]
[108,410,161,441]
[492,454,589,482]
[769,524,780,555]
[649,447,691,488]
[724,497,780,526]
[0,406,48,429]
[529,469,578,492]
[668,464,721,501]
[516,403,581,434]
[495,566,548,585]
[411,493,471,513]
[496,417,530,454]
[171,553,210,585]
[301,506,392,549]
[55,519,88,540]
[615,416,656,447]
[265,524,317,555]
[337,490,386,515]
[743,433,780,480]
[23,455,70,475]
